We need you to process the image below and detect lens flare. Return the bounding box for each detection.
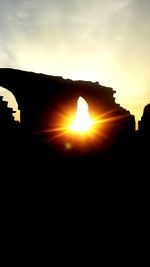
[38,95,129,150]
[70,97,93,132]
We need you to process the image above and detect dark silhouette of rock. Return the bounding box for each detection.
[1,68,148,243]
[137,103,150,150]
[138,103,150,136]
[135,103,150,170]
[0,96,19,129]
[0,68,138,190]
[0,67,139,209]
[0,68,135,155]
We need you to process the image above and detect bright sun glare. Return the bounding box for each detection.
[70,97,93,132]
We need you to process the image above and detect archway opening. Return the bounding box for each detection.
[0,87,20,122]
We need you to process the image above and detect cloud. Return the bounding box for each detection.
[0,0,150,122]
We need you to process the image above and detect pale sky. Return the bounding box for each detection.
[0,0,150,126]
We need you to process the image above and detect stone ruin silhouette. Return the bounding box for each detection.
[0,68,149,176]
[0,68,149,237]
[0,68,135,133]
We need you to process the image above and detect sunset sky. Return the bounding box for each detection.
[0,0,150,127]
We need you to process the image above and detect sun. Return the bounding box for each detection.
[70,96,93,133]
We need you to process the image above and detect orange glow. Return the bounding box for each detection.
[70,97,93,133]
[37,96,131,153]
